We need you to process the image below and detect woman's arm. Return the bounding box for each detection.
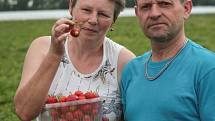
[14,36,62,121]
[117,47,136,81]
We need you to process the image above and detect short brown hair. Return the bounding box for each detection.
[134,0,185,5]
[69,0,125,22]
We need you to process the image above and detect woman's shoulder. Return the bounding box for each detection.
[31,36,51,46]
[29,36,51,52]
[104,37,122,48]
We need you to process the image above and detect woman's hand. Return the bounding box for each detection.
[49,18,75,57]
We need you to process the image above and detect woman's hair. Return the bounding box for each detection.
[69,0,125,22]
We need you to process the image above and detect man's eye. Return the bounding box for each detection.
[158,2,172,8]
[141,4,151,10]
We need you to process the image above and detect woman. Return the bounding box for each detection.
[14,0,135,120]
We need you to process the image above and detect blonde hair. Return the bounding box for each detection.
[69,0,125,22]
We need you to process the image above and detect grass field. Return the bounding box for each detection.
[0,14,215,121]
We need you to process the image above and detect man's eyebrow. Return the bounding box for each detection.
[156,0,174,3]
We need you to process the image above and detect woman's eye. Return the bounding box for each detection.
[82,8,90,12]
[98,13,110,18]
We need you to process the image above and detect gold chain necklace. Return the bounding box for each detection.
[144,40,188,81]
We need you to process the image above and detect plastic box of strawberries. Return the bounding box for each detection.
[41,91,104,121]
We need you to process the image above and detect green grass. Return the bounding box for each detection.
[0,14,215,121]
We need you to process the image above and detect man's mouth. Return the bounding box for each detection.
[148,23,167,28]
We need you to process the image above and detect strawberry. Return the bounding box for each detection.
[74,90,84,96]
[59,119,67,121]
[59,96,67,102]
[65,111,74,120]
[83,114,93,121]
[73,109,84,119]
[78,95,86,100]
[66,94,78,101]
[84,91,99,99]
[70,27,80,37]
[92,102,100,110]
[46,96,58,104]
[80,104,92,113]
[92,108,99,116]
[50,111,59,120]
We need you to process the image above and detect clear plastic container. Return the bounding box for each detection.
[39,97,103,121]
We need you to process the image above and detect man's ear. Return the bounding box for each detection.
[183,0,192,20]
[135,5,138,16]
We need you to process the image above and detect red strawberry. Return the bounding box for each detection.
[46,96,58,104]
[66,94,78,101]
[83,115,93,121]
[84,91,99,99]
[59,96,67,102]
[65,112,74,120]
[92,102,100,110]
[78,95,86,100]
[73,110,84,119]
[59,118,67,121]
[74,90,84,96]
[80,104,92,113]
[92,108,99,116]
[70,27,80,37]
[50,111,59,120]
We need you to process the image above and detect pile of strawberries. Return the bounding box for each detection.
[45,91,101,121]
[46,91,99,104]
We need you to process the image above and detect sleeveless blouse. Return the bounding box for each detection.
[37,37,123,121]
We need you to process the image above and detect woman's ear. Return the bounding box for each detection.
[68,0,73,16]
[183,0,192,20]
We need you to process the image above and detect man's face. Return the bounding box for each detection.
[135,0,190,42]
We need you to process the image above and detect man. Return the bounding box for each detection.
[120,0,215,120]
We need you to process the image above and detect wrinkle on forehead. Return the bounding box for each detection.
[139,0,174,4]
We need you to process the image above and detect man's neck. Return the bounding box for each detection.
[151,37,187,62]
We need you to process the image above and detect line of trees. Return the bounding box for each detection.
[1,0,215,11]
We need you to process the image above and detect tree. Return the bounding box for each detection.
[0,0,10,11]
[16,0,31,10]
[59,0,68,9]
[126,0,135,8]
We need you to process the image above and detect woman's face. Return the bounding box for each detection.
[70,0,115,41]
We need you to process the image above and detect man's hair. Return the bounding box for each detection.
[69,0,125,22]
[134,0,185,5]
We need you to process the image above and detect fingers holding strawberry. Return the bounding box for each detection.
[50,18,75,56]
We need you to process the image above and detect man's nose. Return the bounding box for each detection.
[149,4,162,19]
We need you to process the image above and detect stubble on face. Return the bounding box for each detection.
[138,0,185,43]
[145,20,183,43]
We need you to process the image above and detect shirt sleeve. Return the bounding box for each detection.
[199,68,215,121]
[120,62,132,115]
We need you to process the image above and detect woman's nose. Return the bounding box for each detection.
[88,12,98,25]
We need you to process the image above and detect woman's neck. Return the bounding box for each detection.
[68,36,104,59]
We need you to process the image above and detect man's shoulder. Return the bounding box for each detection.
[126,51,150,67]
[188,40,215,69]
[189,40,215,60]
